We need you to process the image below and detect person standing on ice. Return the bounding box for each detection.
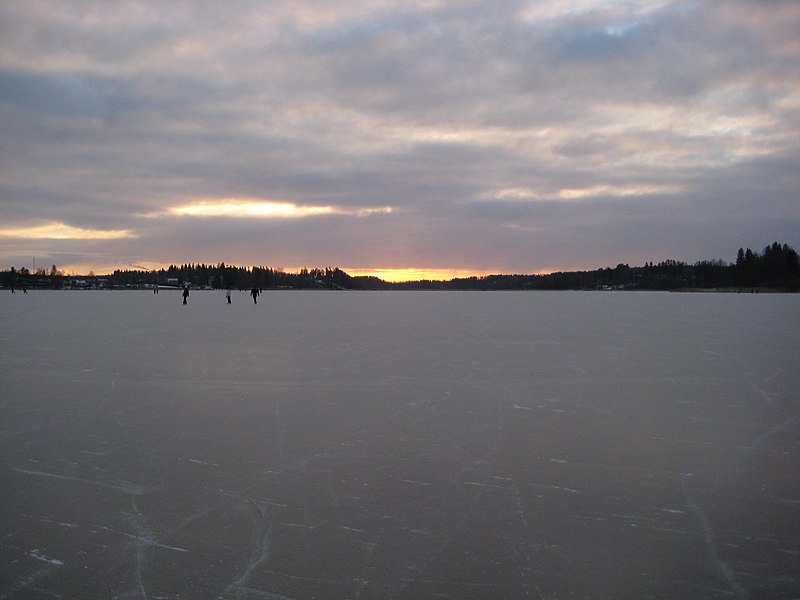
[182,286,189,304]
[226,288,232,304]
[250,286,259,304]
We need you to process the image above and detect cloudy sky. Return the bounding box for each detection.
[1,1,798,280]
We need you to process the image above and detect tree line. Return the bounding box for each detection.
[393,243,797,291]
[2,242,798,291]
[105,264,359,290]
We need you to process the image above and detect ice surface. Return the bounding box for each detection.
[1,289,799,599]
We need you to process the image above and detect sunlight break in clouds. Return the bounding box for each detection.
[166,200,393,219]
[487,184,683,201]
[518,0,670,24]
[0,223,135,240]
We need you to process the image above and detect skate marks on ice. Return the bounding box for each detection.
[219,498,272,599]
[12,467,151,496]
[681,473,748,600]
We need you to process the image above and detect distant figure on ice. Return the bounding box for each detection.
[182,286,189,304]
[226,288,232,304]
[251,286,259,304]
[154,284,159,294]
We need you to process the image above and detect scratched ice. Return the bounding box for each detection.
[1,290,799,599]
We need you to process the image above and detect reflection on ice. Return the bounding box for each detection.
[1,290,798,599]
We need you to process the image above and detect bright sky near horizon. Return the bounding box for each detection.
[1,1,798,280]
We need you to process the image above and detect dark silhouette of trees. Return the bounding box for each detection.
[760,242,799,287]
[693,259,734,289]
[735,242,799,288]
[2,266,16,289]
[2,242,797,291]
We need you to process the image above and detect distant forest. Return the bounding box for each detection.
[3,242,798,292]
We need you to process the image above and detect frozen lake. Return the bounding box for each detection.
[1,289,799,599]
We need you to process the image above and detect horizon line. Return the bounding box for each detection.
[7,259,736,284]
